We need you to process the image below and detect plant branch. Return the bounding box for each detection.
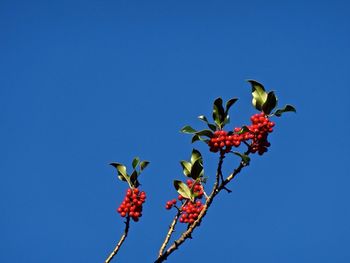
[105,216,131,263]
[158,209,181,257]
[218,149,251,191]
[155,153,244,263]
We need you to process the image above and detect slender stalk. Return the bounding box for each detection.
[105,216,131,263]
[158,210,181,257]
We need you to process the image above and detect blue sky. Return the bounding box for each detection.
[1,0,349,262]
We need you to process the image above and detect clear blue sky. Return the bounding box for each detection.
[1,0,349,262]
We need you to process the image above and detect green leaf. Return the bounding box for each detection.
[174,180,193,201]
[191,135,201,143]
[180,161,192,177]
[223,114,230,125]
[248,80,268,111]
[235,126,250,134]
[181,125,197,134]
[232,152,251,165]
[130,170,140,188]
[132,157,140,169]
[274,104,297,117]
[225,98,238,114]
[212,97,225,128]
[190,159,204,180]
[198,115,216,131]
[110,163,128,180]
[190,149,202,164]
[262,91,278,114]
[194,129,213,138]
[192,135,209,143]
[140,161,150,171]
[198,115,209,123]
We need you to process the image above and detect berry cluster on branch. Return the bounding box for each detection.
[117,188,146,222]
[105,80,296,263]
[166,179,205,224]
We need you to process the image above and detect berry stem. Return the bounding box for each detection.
[105,216,131,263]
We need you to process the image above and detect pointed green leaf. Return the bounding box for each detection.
[180,160,192,177]
[132,157,140,169]
[225,98,238,114]
[198,115,209,123]
[274,104,297,117]
[191,134,201,143]
[198,115,216,131]
[140,161,150,171]
[194,129,213,138]
[235,125,250,135]
[190,149,202,164]
[248,80,268,111]
[130,170,140,188]
[174,180,193,201]
[110,163,128,178]
[212,97,225,128]
[190,159,204,180]
[192,135,209,143]
[110,162,131,186]
[181,125,197,134]
[262,91,278,114]
[223,114,230,125]
[232,152,251,165]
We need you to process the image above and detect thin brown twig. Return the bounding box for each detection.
[218,149,251,191]
[105,216,131,263]
[158,209,181,257]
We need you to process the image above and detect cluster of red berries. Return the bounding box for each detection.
[247,113,275,155]
[208,113,275,156]
[117,188,146,222]
[208,130,247,153]
[166,179,205,225]
[179,200,204,224]
[186,179,204,199]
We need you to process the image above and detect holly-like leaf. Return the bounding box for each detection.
[190,149,202,164]
[248,80,268,111]
[225,98,238,114]
[274,104,297,117]
[194,129,213,138]
[140,161,150,171]
[110,163,128,181]
[212,97,225,128]
[262,91,278,114]
[232,152,251,165]
[130,170,140,188]
[174,180,193,201]
[181,125,197,134]
[180,160,192,177]
[223,114,230,126]
[198,115,216,131]
[132,157,140,169]
[190,159,204,180]
[191,135,201,143]
[235,125,250,135]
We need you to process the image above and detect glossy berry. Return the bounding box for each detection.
[166,179,205,225]
[208,130,246,153]
[247,112,275,155]
[117,188,146,222]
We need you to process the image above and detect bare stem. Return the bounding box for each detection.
[158,209,181,257]
[218,149,251,191]
[105,216,131,263]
